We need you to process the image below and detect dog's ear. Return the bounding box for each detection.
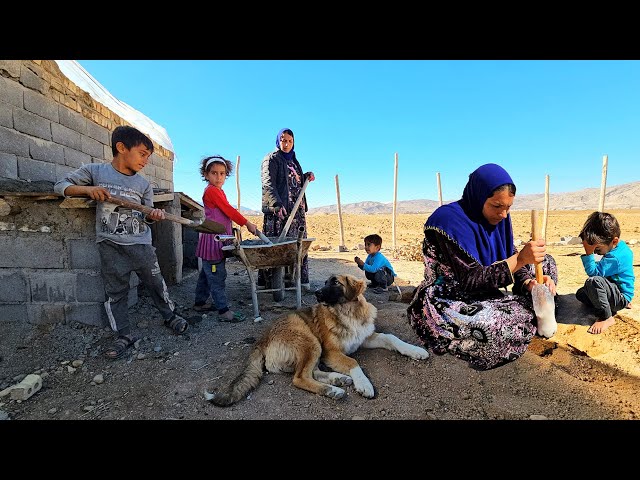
[345,275,366,300]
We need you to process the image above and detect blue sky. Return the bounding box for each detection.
[77,60,640,212]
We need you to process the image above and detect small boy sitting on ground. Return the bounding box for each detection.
[354,233,397,294]
[577,211,635,334]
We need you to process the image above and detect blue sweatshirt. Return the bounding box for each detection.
[581,240,635,302]
[360,251,397,277]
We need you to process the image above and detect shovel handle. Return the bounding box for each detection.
[530,210,544,284]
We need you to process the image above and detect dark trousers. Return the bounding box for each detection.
[99,241,175,336]
[575,276,629,320]
[194,258,229,314]
[365,266,395,288]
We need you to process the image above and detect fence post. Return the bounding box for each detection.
[392,153,398,249]
[335,174,347,252]
[598,154,608,212]
[436,172,443,206]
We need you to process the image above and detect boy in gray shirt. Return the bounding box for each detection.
[54,125,188,359]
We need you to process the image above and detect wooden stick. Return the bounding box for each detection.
[277,177,310,243]
[436,172,443,206]
[335,174,346,250]
[531,210,544,283]
[236,155,241,211]
[392,152,398,249]
[598,154,608,212]
[542,174,550,241]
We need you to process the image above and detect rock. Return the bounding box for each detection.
[93,374,104,385]
[529,414,548,420]
[48,408,57,414]
[71,360,83,368]
[67,366,77,374]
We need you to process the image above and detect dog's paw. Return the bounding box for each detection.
[350,367,375,398]
[325,386,347,399]
[328,372,353,387]
[404,345,429,360]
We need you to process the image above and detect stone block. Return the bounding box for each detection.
[0,153,18,179]
[0,100,13,128]
[66,303,107,328]
[86,119,109,144]
[20,67,47,95]
[0,60,21,78]
[0,126,30,157]
[24,89,59,122]
[0,76,24,108]
[30,272,77,303]
[51,123,81,150]
[29,137,64,165]
[103,144,113,162]
[68,239,101,269]
[80,134,103,158]
[17,157,57,183]
[59,106,87,134]
[0,236,65,268]
[0,304,28,323]
[27,303,65,325]
[13,108,52,141]
[76,272,105,302]
[64,147,91,168]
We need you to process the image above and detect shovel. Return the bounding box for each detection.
[530,209,557,338]
[103,196,226,234]
[277,177,310,243]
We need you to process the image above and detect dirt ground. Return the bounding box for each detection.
[1,209,639,421]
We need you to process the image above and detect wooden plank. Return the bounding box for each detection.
[177,192,204,212]
[0,191,59,197]
[59,198,96,209]
[153,193,175,203]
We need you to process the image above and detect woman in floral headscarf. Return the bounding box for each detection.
[407,163,558,370]
[259,128,315,290]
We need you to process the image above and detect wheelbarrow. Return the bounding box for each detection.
[218,226,315,323]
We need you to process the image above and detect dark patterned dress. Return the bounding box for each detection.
[259,157,309,286]
[407,229,558,370]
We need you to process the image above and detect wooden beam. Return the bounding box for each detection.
[153,193,175,203]
[59,198,96,209]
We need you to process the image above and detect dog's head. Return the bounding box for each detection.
[315,274,366,305]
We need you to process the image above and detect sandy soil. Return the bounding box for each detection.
[1,209,639,421]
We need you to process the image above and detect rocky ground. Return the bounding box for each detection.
[1,210,639,422]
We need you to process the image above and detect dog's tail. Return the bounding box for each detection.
[204,346,265,407]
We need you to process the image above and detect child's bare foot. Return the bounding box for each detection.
[626,303,633,309]
[587,317,615,334]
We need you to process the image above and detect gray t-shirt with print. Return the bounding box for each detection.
[54,163,155,245]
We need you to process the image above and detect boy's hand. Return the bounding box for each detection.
[354,256,364,268]
[146,208,165,221]
[85,186,111,201]
[582,240,597,255]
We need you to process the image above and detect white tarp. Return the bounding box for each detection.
[54,60,174,153]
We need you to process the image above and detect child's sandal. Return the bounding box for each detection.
[164,314,189,334]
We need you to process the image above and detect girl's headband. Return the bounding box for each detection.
[205,158,227,169]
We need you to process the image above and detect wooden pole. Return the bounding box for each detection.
[436,172,443,206]
[335,175,347,252]
[392,153,398,249]
[236,155,241,211]
[542,174,550,241]
[598,154,608,212]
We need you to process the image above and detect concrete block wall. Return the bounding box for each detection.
[0,60,182,333]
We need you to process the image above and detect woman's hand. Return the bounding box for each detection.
[517,239,546,266]
[305,171,315,182]
[528,275,557,295]
[277,206,287,220]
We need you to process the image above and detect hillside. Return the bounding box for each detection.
[307,180,640,215]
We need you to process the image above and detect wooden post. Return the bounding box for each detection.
[335,175,347,252]
[392,152,398,249]
[542,174,550,241]
[598,154,608,212]
[436,172,443,206]
[236,155,241,211]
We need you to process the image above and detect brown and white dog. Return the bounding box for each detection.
[204,274,429,406]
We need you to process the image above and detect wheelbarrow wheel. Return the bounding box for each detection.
[272,267,285,301]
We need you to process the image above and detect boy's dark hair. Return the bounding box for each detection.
[579,211,621,245]
[364,234,383,246]
[200,155,233,181]
[111,125,154,156]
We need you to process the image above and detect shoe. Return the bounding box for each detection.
[193,303,215,312]
[218,310,246,323]
[371,286,388,294]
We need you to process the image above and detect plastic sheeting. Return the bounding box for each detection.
[54,60,174,153]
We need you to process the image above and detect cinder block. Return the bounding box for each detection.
[0,153,18,179]
[13,109,52,141]
[29,137,64,165]
[66,303,107,328]
[0,271,28,302]
[0,126,30,157]
[55,164,75,182]
[27,303,66,325]
[0,60,22,78]
[20,67,47,95]
[0,304,28,323]
[0,101,13,128]
[80,134,103,158]
[69,239,101,269]
[64,147,91,168]
[58,105,87,134]
[0,237,65,268]
[86,120,109,145]
[24,90,59,123]
[51,123,81,150]
[103,144,113,162]
[76,272,105,302]
[30,272,78,302]
[17,157,57,183]
[10,374,43,400]
[0,76,24,108]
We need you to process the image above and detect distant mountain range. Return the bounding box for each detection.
[306,180,640,215]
